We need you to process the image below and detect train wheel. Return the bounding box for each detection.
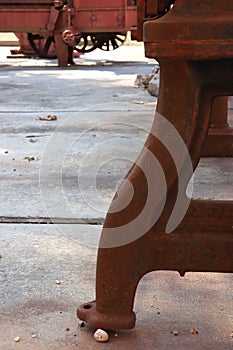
[94,33,126,51]
[74,33,99,53]
[27,33,57,59]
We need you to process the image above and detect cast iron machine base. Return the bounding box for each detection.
[77,0,233,330]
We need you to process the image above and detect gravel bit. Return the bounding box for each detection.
[191,328,199,335]
[94,329,109,342]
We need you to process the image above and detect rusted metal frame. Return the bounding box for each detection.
[203,130,233,157]
[209,97,229,128]
[0,5,63,33]
[77,0,233,332]
[143,2,233,158]
[133,1,173,41]
[0,1,137,65]
[77,58,233,330]
[54,32,69,66]
[46,3,63,31]
[0,8,51,11]
[0,0,53,3]
[73,6,129,11]
[203,97,233,157]
[73,0,125,6]
[124,4,137,30]
[0,10,53,33]
[134,0,146,40]
[0,3,70,66]
[72,6,135,31]
[133,0,159,41]
[124,0,128,28]
[146,0,158,15]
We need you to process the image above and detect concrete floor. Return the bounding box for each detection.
[0,41,232,349]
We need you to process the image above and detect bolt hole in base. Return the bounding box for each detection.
[77,301,136,330]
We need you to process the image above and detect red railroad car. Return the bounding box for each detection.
[0,0,173,65]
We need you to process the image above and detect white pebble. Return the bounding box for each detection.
[14,336,20,342]
[94,329,109,342]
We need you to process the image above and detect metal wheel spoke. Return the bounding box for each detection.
[115,34,125,44]
[95,33,126,51]
[27,33,56,58]
[111,38,119,50]
[75,34,98,53]
[42,36,54,57]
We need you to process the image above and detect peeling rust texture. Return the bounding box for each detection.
[77,0,233,330]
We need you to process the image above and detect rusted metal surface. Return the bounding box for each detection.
[144,1,233,59]
[77,0,233,330]
[14,33,57,58]
[72,0,137,31]
[0,0,137,66]
[0,0,137,32]
[133,0,173,41]
[204,97,233,157]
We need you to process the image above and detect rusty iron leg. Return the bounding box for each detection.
[204,96,233,156]
[77,0,233,330]
[54,33,69,67]
[77,59,233,330]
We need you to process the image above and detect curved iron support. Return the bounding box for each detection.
[77,0,233,331]
[77,58,233,330]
